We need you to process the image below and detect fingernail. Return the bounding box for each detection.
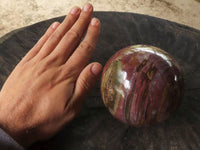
[70,6,80,14]
[52,22,59,29]
[91,63,102,76]
[83,3,92,12]
[91,18,100,26]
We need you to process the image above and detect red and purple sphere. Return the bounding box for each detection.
[101,45,184,127]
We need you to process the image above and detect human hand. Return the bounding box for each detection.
[0,3,101,147]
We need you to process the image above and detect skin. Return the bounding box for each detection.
[0,3,102,147]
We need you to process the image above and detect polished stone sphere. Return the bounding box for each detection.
[101,45,184,127]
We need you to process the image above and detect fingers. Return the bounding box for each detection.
[63,17,101,78]
[21,22,60,63]
[34,6,81,60]
[47,3,94,65]
[64,62,102,115]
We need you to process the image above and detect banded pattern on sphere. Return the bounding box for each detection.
[101,45,184,127]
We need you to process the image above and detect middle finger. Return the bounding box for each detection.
[46,3,93,65]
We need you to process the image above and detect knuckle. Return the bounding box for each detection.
[62,15,73,29]
[66,14,74,24]
[79,77,92,91]
[35,65,46,76]
[34,59,53,76]
[44,30,52,39]
[61,66,78,80]
[79,15,90,24]
[80,41,95,53]
[49,31,63,42]
[78,17,86,25]
[45,55,58,65]
[67,30,81,40]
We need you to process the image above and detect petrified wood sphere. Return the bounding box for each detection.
[101,45,184,127]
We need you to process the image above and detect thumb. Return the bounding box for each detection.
[68,62,102,109]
